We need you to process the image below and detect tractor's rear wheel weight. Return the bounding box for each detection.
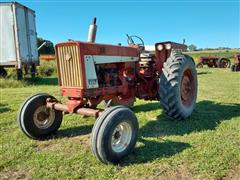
[90,106,138,164]
[218,58,231,68]
[159,52,198,119]
[18,94,63,139]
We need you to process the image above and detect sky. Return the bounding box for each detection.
[7,0,240,48]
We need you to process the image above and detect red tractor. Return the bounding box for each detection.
[196,56,231,68]
[18,18,198,164]
[231,54,240,72]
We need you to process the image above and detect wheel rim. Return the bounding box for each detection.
[220,59,228,68]
[111,121,132,153]
[33,105,55,129]
[180,69,195,107]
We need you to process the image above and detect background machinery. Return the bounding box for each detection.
[231,54,240,72]
[196,56,231,68]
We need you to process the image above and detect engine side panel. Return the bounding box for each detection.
[55,41,139,99]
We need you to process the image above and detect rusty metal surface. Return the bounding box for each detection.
[181,69,195,107]
[46,101,68,112]
[46,100,102,118]
[76,108,101,118]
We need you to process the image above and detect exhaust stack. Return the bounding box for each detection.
[87,17,97,43]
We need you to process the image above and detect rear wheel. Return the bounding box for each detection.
[90,106,138,164]
[159,52,198,119]
[18,94,63,139]
[218,58,231,68]
[196,63,203,68]
[231,64,236,71]
[0,67,7,78]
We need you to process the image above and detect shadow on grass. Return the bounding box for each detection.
[0,103,11,113]
[120,100,240,164]
[25,77,58,86]
[44,100,239,165]
[139,100,240,137]
[121,138,190,165]
[132,102,160,113]
[197,71,212,75]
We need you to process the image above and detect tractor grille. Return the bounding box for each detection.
[57,45,83,87]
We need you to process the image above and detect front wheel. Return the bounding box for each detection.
[18,94,63,139]
[90,106,138,164]
[159,52,198,119]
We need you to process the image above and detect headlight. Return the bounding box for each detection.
[157,44,164,51]
[165,43,172,50]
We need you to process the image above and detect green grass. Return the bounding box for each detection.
[0,60,57,89]
[0,68,240,179]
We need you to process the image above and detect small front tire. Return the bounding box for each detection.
[18,94,63,139]
[91,106,138,164]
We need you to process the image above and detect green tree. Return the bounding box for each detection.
[188,44,197,51]
[37,37,55,55]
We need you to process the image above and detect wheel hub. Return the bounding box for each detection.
[220,59,228,68]
[111,121,132,153]
[33,105,55,129]
[181,69,195,107]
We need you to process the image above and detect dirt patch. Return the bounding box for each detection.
[35,134,90,153]
[0,169,31,180]
[220,166,240,180]
[117,163,195,180]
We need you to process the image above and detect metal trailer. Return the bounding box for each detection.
[0,2,38,79]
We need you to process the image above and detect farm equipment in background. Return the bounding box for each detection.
[18,18,198,164]
[231,54,240,72]
[196,56,231,68]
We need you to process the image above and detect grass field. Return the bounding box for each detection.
[0,56,240,179]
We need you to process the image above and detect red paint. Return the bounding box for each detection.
[55,40,186,113]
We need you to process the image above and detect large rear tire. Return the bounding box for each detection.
[218,58,231,68]
[90,106,138,164]
[159,52,198,119]
[18,94,63,139]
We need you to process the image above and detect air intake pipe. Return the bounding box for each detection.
[87,17,97,43]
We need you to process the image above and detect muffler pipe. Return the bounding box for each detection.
[87,17,97,43]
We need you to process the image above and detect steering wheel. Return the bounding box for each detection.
[127,34,145,47]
